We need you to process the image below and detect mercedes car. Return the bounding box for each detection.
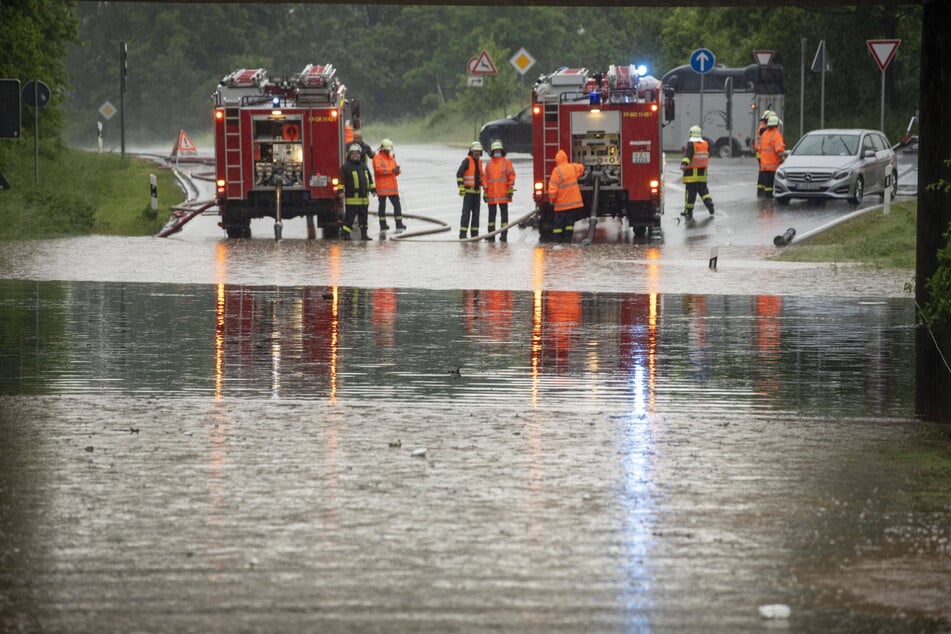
[773,128,898,206]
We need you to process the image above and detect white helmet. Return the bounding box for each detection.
[380,138,394,151]
[490,140,504,152]
[347,143,362,154]
[767,115,780,127]
[689,125,702,137]
[469,141,483,152]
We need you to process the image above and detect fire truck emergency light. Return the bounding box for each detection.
[272,96,281,107]
[588,92,602,112]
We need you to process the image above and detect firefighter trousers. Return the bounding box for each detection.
[552,209,577,243]
[757,170,777,197]
[683,182,715,215]
[459,193,481,239]
[378,195,404,228]
[343,203,370,239]
[487,203,509,241]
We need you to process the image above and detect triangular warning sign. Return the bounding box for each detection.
[170,129,198,158]
[867,39,900,72]
[468,50,497,75]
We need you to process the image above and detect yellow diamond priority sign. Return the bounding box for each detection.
[509,47,536,76]
[98,101,117,120]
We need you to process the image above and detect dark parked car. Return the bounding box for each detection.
[479,107,532,154]
[773,128,898,206]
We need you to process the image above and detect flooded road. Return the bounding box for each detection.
[1,145,948,633]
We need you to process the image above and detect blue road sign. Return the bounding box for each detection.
[690,48,716,74]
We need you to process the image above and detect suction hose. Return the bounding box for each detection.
[580,173,601,246]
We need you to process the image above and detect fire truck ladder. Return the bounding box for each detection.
[542,102,561,177]
[223,109,243,194]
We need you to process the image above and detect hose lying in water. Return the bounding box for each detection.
[389,208,539,242]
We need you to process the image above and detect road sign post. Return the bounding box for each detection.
[690,48,715,129]
[867,39,901,132]
[811,40,830,128]
[23,80,51,185]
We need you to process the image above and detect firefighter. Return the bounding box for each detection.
[758,115,786,199]
[483,140,516,242]
[338,143,376,240]
[351,129,375,164]
[547,149,585,243]
[680,125,715,218]
[755,110,775,197]
[372,138,405,231]
[456,141,485,239]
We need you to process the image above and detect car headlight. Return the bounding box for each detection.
[776,168,785,179]
[833,168,852,180]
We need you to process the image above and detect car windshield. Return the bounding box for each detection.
[793,134,859,157]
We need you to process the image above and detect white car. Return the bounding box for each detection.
[773,128,898,206]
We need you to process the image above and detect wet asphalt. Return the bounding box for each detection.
[0,145,948,633]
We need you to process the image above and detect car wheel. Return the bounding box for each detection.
[848,176,864,206]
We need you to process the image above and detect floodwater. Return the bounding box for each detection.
[1,146,948,632]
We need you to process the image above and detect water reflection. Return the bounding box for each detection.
[0,279,915,418]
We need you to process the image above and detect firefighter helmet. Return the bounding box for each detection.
[380,138,394,151]
[762,110,775,121]
[469,141,483,152]
[348,143,362,154]
[689,125,702,137]
[767,115,780,127]
[490,140,504,152]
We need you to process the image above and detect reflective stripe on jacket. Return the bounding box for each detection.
[759,127,786,171]
[338,160,374,205]
[547,150,584,213]
[372,151,400,197]
[456,155,484,193]
[484,157,515,204]
[681,139,710,183]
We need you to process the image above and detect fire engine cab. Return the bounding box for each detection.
[212,64,356,239]
[531,65,671,241]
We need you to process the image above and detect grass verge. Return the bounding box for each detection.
[773,199,917,269]
[0,143,182,240]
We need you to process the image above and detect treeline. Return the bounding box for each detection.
[2,3,923,150]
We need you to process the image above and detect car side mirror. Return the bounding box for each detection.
[864,150,875,159]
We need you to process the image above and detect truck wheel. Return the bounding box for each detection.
[226,222,251,239]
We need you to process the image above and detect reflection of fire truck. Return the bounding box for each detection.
[212,65,357,239]
[531,65,670,241]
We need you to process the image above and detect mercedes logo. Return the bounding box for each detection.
[804,173,813,182]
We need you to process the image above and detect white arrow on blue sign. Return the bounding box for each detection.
[690,48,716,74]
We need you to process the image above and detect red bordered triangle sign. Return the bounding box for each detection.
[172,129,198,156]
[866,39,900,72]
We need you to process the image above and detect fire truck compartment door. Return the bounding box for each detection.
[570,111,621,167]
[570,110,621,134]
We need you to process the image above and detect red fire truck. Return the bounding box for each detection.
[212,64,356,239]
[531,65,671,241]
